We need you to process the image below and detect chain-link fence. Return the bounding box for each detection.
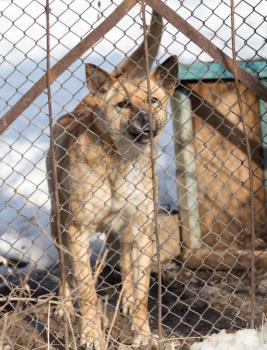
[0,0,267,349]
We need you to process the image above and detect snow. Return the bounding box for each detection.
[191,327,267,350]
[0,226,57,275]
[0,209,106,275]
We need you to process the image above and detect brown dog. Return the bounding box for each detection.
[47,11,178,349]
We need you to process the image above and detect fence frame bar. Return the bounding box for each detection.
[0,0,137,135]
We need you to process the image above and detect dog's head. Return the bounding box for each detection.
[84,11,178,157]
[86,57,178,148]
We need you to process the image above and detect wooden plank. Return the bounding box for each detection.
[259,80,267,206]
[184,86,263,166]
[190,81,265,249]
[182,248,267,270]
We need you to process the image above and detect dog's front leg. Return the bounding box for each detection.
[131,220,155,347]
[68,223,104,350]
[120,226,134,316]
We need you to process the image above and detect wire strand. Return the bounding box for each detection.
[230,0,255,328]
[45,2,69,347]
[140,1,163,341]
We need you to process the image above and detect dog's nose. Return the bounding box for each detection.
[133,112,157,135]
[127,112,158,144]
[138,113,150,133]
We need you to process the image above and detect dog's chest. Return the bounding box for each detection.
[110,160,153,212]
[68,134,154,222]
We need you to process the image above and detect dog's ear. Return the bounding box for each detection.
[86,64,113,94]
[113,11,163,79]
[153,56,178,94]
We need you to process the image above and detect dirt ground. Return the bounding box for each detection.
[0,260,266,350]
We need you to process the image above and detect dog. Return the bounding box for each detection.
[47,10,178,349]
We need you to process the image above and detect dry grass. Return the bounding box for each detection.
[0,290,197,350]
[1,261,267,349]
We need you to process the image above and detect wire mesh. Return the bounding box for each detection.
[0,0,267,349]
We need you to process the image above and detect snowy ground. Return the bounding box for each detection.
[191,327,267,350]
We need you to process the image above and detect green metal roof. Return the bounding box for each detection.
[179,60,267,81]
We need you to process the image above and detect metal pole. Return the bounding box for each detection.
[172,88,201,249]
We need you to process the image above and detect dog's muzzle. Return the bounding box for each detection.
[127,112,158,144]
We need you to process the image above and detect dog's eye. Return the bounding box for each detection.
[116,99,132,109]
[149,97,160,104]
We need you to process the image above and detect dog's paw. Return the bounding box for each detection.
[132,334,159,349]
[79,340,100,350]
[79,332,105,350]
[54,305,64,319]
[54,301,74,319]
[122,296,134,317]
[79,338,104,350]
